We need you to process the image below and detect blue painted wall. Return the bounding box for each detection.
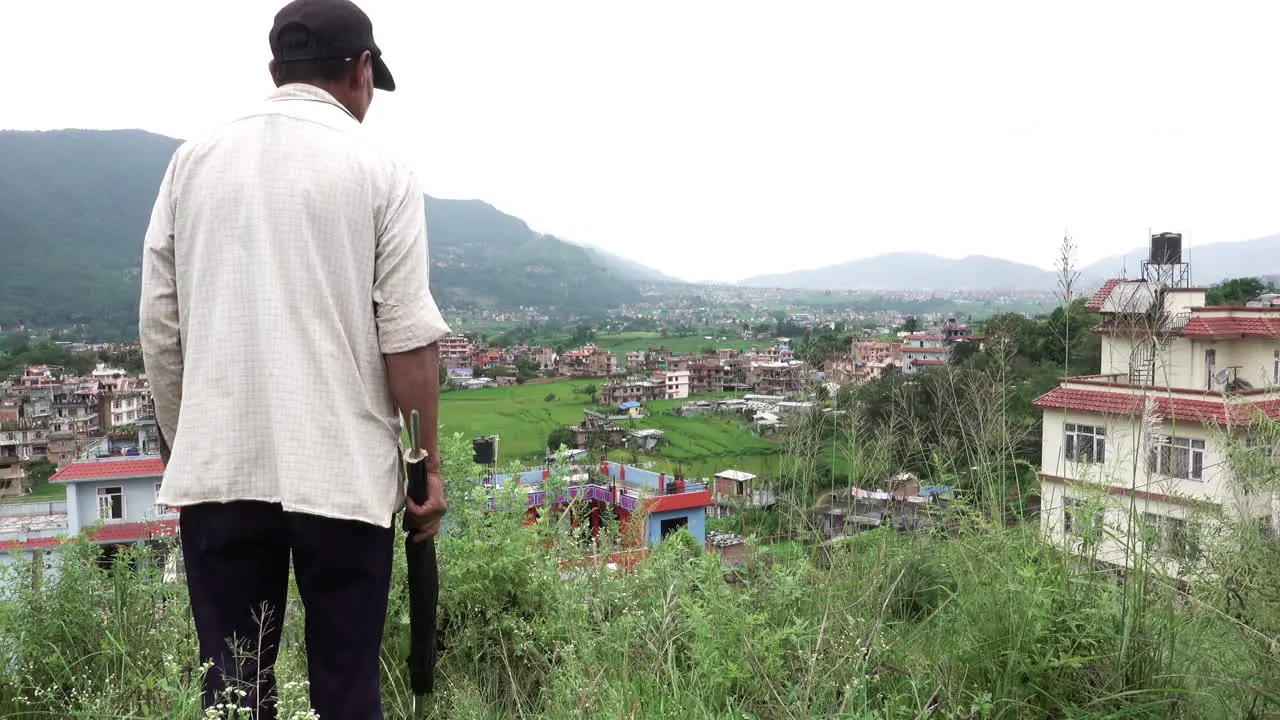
[603,461,668,490]
[69,476,173,534]
[646,508,706,547]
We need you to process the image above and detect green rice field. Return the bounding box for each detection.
[439,378,778,480]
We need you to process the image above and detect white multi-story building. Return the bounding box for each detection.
[439,335,472,363]
[1035,235,1280,577]
[106,393,143,429]
[657,370,691,400]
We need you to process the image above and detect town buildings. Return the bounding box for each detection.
[1,363,156,483]
[439,335,473,363]
[0,434,176,576]
[481,460,712,551]
[654,369,690,400]
[1034,234,1280,576]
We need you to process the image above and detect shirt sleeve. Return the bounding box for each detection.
[138,153,184,449]
[373,165,452,354]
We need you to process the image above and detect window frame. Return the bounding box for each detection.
[1064,423,1106,464]
[1141,512,1196,561]
[1148,435,1205,481]
[96,485,125,522]
[153,481,172,517]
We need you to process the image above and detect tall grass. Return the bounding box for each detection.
[2,420,1278,719]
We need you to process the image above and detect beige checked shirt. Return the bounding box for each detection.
[139,84,451,528]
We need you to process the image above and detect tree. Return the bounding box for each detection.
[1206,277,1276,307]
[547,426,575,452]
[900,316,920,333]
[948,339,981,366]
[797,332,843,366]
[570,323,596,346]
[515,357,540,384]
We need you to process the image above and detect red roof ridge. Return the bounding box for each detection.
[51,457,165,484]
[1181,315,1280,339]
[1033,385,1280,426]
[0,518,177,552]
[1085,279,1125,313]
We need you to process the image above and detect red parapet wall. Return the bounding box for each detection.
[644,490,712,514]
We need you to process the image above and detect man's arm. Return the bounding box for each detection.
[374,165,452,539]
[139,155,182,460]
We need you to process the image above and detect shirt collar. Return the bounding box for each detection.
[266,83,359,122]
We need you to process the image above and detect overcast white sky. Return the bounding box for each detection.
[7,1,1280,282]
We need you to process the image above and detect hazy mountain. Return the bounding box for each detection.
[1081,233,1280,285]
[740,252,1060,291]
[575,245,683,284]
[0,129,657,333]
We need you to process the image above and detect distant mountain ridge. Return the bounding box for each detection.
[742,235,1280,292]
[578,245,684,284]
[1080,233,1280,285]
[0,129,667,331]
[740,252,1060,291]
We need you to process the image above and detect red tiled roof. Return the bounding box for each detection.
[92,519,178,543]
[0,535,61,552]
[51,458,164,483]
[0,518,177,552]
[904,347,949,353]
[1086,279,1124,312]
[1032,386,1280,426]
[1181,315,1280,339]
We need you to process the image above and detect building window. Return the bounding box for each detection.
[1148,436,1205,480]
[660,516,690,538]
[153,482,171,517]
[1274,349,1279,385]
[1205,348,1216,390]
[1241,436,1278,482]
[1064,424,1106,464]
[1141,512,1196,561]
[97,486,125,521]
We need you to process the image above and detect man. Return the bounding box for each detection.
[138,1,448,717]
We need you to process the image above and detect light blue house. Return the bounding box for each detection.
[0,456,175,577]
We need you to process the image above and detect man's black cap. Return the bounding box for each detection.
[270,0,396,92]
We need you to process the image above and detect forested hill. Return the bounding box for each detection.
[0,129,656,336]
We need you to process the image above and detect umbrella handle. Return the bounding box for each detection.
[407,409,429,504]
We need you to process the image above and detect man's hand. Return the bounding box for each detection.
[403,470,448,542]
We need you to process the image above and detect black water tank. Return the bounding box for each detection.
[472,436,496,465]
[1150,232,1182,264]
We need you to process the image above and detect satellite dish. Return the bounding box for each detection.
[1214,369,1231,385]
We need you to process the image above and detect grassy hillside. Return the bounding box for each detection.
[0,130,652,334]
[440,379,775,476]
[3,431,1278,719]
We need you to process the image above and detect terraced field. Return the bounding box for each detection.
[439,379,777,479]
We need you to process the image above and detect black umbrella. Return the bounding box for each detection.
[404,410,439,711]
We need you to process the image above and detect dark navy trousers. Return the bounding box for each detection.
[179,500,394,720]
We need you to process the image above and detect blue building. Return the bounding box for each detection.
[0,456,175,575]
